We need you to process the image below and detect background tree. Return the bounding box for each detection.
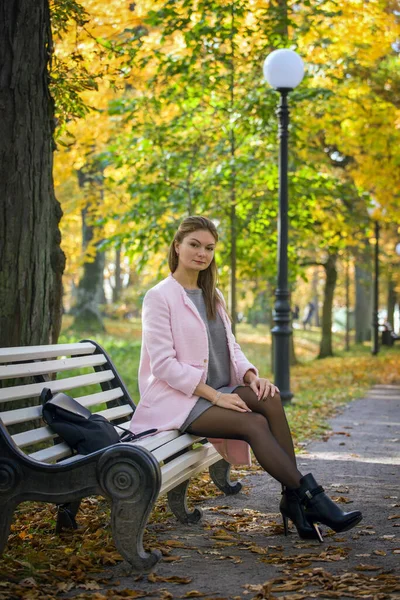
[0,0,66,347]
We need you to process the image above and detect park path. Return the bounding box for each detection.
[97,385,400,599]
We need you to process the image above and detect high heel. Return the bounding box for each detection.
[296,473,363,533]
[280,487,323,541]
[311,522,324,543]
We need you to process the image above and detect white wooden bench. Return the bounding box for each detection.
[0,340,241,573]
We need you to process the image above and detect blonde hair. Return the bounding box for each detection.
[168,216,220,319]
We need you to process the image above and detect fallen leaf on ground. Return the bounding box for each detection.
[164,540,187,548]
[249,545,268,555]
[210,532,237,541]
[162,556,182,563]
[331,496,353,504]
[148,574,192,584]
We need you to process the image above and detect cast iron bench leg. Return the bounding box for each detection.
[97,444,162,573]
[0,500,17,555]
[167,480,203,524]
[209,459,242,495]
[0,433,163,572]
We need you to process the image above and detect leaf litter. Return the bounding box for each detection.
[1,352,399,599]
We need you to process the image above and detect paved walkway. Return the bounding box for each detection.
[102,386,400,599]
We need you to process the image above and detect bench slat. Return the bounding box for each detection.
[29,441,73,463]
[134,430,180,451]
[0,388,125,426]
[12,426,55,448]
[0,354,108,380]
[160,444,217,491]
[1,405,43,426]
[109,426,203,454]
[0,343,96,363]
[152,434,203,462]
[0,370,115,403]
[99,405,134,422]
[160,446,220,496]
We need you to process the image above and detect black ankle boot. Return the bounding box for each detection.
[280,487,323,542]
[296,474,362,533]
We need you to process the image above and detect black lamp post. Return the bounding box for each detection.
[367,202,382,356]
[263,50,304,403]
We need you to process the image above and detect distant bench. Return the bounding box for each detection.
[0,340,241,573]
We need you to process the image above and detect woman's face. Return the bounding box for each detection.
[175,229,216,272]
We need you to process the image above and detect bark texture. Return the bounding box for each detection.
[318,254,337,358]
[0,0,65,347]
[73,168,105,332]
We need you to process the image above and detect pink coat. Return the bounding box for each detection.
[129,274,258,465]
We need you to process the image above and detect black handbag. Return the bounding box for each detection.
[41,388,156,455]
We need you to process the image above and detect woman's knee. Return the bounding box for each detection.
[264,390,283,411]
[244,412,270,436]
[236,386,258,404]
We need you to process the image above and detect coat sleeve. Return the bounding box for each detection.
[216,289,258,384]
[142,287,203,397]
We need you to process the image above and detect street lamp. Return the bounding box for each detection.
[263,49,304,403]
[367,203,381,355]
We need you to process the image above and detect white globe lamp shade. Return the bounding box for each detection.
[396,242,400,256]
[263,49,304,90]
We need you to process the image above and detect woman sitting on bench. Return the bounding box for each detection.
[130,216,362,542]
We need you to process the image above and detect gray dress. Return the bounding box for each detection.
[179,289,239,432]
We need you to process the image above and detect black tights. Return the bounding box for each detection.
[187,387,303,489]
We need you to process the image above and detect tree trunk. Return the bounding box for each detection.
[73,168,105,332]
[274,0,289,38]
[318,254,337,358]
[312,268,320,327]
[387,274,396,329]
[112,247,123,303]
[354,249,372,344]
[0,0,65,347]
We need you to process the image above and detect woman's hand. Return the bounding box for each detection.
[214,392,252,413]
[244,371,280,401]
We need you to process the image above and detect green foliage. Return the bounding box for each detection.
[50,0,89,34]
[49,1,103,137]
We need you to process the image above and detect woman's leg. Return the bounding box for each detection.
[187,407,302,489]
[234,386,296,465]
